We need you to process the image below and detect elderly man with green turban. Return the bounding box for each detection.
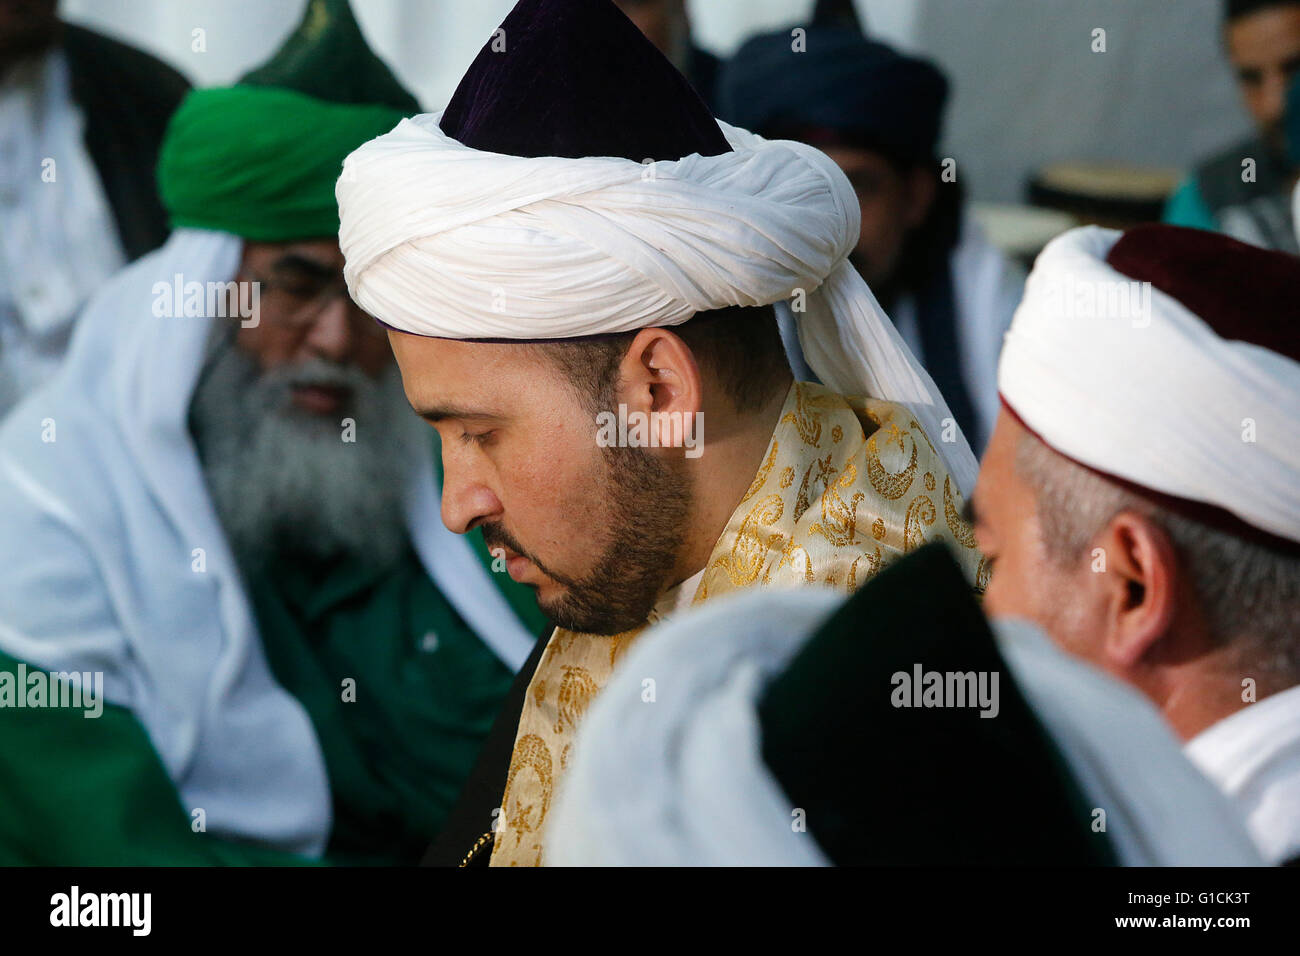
[0,0,546,866]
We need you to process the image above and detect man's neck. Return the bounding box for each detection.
[1156,646,1286,742]
[669,374,794,586]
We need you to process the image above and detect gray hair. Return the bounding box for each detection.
[189,326,425,576]
[1016,433,1300,682]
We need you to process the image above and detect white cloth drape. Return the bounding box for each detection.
[546,589,839,866]
[1186,682,1300,865]
[999,226,1300,545]
[545,587,1263,866]
[0,48,125,415]
[338,112,978,494]
[0,229,535,855]
[0,230,329,855]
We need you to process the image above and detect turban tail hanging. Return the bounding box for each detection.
[336,114,980,495]
[718,25,948,166]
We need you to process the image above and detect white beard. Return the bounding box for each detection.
[188,329,426,576]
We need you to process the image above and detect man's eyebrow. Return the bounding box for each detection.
[410,401,504,423]
[269,253,338,280]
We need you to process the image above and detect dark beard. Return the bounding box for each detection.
[483,444,691,636]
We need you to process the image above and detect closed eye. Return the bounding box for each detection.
[461,430,495,447]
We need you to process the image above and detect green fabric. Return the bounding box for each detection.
[1162,176,1218,232]
[241,0,419,113]
[0,650,317,866]
[247,545,515,866]
[0,428,543,866]
[156,0,417,241]
[0,539,539,867]
[157,86,407,241]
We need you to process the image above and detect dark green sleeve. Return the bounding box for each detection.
[0,653,319,866]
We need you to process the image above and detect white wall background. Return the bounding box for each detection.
[61,0,1250,202]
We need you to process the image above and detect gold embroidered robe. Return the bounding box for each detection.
[488,381,986,866]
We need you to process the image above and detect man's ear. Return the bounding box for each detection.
[1093,511,1179,669]
[616,328,702,441]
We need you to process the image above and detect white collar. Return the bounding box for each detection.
[1185,683,1300,863]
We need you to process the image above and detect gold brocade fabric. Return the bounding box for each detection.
[488,381,987,866]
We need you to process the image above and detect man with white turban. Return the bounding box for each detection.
[337,0,986,867]
[969,223,1300,865]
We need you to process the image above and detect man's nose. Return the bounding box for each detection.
[440,459,503,535]
[301,296,355,363]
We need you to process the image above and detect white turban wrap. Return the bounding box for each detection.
[337,113,978,494]
[999,226,1300,546]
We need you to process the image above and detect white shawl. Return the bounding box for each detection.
[0,230,536,856]
[545,588,1262,866]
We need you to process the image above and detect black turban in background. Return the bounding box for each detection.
[718,26,949,167]
[719,24,978,446]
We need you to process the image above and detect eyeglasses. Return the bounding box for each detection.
[237,267,388,340]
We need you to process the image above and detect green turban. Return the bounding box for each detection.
[157,0,418,242]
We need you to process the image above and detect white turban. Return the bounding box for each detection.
[336,112,978,495]
[999,226,1300,546]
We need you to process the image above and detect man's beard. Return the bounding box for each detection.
[482,444,691,636]
[188,331,425,577]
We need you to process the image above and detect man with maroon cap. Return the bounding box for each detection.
[970,223,1300,864]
